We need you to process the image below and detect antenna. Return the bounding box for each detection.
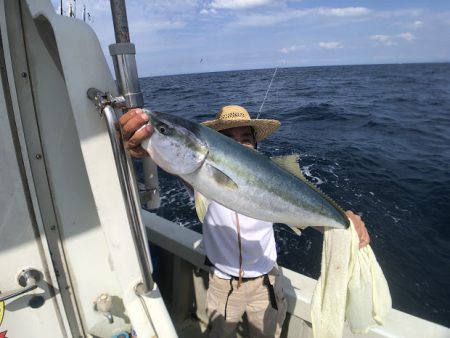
[58,1,93,22]
[257,66,278,119]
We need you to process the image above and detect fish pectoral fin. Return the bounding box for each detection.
[206,164,238,190]
[286,223,308,235]
[270,154,306,180]
[194,191,211,222]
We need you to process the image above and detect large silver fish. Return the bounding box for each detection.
[141,110,349,229]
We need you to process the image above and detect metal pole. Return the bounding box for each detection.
[106,0,160,294]
[110,0,130,43]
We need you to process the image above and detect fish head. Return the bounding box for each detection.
[142,110,209,176]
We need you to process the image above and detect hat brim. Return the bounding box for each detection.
[202,118,280,141]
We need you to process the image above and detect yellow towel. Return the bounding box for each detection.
[311,219,391,338]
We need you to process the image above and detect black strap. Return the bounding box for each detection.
[263,274,278,310]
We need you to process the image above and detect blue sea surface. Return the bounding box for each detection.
[136,63,450,327]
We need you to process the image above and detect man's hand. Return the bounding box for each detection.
[346,210,370,248]
[118,108,153,157]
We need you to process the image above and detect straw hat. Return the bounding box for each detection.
[202,105,280,141]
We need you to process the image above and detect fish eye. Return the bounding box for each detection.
[159,125,168,134]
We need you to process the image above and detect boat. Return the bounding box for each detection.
[0,0,449,337]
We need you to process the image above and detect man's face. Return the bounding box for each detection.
[220,126,256,149]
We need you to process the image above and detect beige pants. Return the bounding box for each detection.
[206,267,287,338]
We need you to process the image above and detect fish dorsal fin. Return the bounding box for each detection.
[271,154,306,180]
[286,224,305,235]
[206,164,238,190]
[194,191,211,222]
[272,154,348,222]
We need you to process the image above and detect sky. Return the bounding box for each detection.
[51,0,450,77]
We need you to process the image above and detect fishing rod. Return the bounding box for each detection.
[257,66,278,119]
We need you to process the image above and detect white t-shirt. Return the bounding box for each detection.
[202,201,277,279]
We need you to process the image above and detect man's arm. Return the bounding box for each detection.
[346,210,370,248]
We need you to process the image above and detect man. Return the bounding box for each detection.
[120,105,370,337]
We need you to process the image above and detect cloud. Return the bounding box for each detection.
[318,42,342,49]
[317,7,371,17]
[211,0,277,10]
[280,42,342,53]
[280,45,307,54]
[413,20,424,29]
[232,6,373,28]
[370,32,415,46]
[200,8,218,15]
[235,11,304,26]
[374,8,423,19]
[370,34,396,46]
[131,19,185,34]
[139,0,199,14]
[370,35,390,43]
[398,32,415,41]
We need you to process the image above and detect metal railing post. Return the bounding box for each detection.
[87,89,154,294]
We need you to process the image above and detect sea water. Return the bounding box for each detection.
[136,63,450,327]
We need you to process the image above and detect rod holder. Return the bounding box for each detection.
[109,43,143,109]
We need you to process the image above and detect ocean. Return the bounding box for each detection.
[136,63,450,327]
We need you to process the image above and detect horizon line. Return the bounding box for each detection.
[139,61,450,78]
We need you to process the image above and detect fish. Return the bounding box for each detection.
[141,110,350,229]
